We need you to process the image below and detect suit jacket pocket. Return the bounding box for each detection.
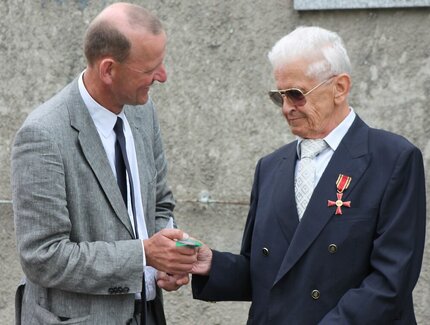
[34,302,91,325]
[330,207,378,222]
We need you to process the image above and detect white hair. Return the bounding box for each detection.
[268,26,352,81]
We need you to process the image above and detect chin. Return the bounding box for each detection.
[136,94,149,105]
[289,127,307,138]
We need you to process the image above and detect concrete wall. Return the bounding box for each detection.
[1,1,429,324]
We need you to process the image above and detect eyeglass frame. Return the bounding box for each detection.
[268,75,337,107]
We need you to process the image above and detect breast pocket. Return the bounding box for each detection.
[330,207,378,222]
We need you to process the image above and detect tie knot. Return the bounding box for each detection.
[114,117,124,135]
[300,139,327,159]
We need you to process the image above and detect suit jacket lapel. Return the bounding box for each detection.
[66,79,135,238]
[275,116,371,284]
[125,107,154,235]
[272,142,300,244]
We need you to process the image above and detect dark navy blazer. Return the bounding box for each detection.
[192,115,426,325]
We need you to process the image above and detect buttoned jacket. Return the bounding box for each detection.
[193,116,426,325]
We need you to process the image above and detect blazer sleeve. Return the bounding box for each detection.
[319,146,426,324]
[192,159,262,301]
[11,122,144,295]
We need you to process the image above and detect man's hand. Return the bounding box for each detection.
[191,244,213,276]
[156,271,189,291]
[143,229,197,274]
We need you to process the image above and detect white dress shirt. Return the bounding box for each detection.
[78,71,157,300]
[295,108,356,189]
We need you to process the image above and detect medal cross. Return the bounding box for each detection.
[327,192,351,215]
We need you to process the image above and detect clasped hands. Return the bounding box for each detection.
[143,228,212,292]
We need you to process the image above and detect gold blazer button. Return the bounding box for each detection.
[328,244,337,254]
[311,289,320,300]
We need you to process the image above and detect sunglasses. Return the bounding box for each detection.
[268,76,336,107]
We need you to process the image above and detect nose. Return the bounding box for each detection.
[154,63,167,83]
[281,95,295,115]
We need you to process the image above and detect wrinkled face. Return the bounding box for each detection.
[274,59,339,139]
[111,31,167,107]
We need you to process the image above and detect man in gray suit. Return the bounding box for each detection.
[11,3,194,324]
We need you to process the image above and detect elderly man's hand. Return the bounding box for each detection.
[191,244,213,276]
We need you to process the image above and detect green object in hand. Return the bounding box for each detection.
[176,238,202,248]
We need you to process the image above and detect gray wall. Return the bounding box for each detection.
[1,1,429,324]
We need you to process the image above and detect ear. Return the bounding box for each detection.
[98,58,115,85]
[333,73,351,105]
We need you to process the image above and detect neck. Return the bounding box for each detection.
[83,68,123,114]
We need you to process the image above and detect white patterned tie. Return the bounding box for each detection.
[295,139,328,220]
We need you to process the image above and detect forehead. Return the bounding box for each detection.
[128,30,167,62]
[273,58,315,88]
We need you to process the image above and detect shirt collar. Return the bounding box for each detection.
[78,71,125,138]
[296,107,356,157]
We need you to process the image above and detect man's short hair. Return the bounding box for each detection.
[268,26,352,80]
[84,4,164,65]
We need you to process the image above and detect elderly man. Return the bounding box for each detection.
[12,3,195,325]
[191,26,426,324]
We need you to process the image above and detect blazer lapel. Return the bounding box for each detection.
[66,79,135,238]
[125,106,154,236]
[274,116,371,284]
[272,142,300,244]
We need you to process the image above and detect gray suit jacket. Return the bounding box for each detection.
[11,77,175,324]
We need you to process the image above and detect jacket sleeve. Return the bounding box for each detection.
[320,146,426,324]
